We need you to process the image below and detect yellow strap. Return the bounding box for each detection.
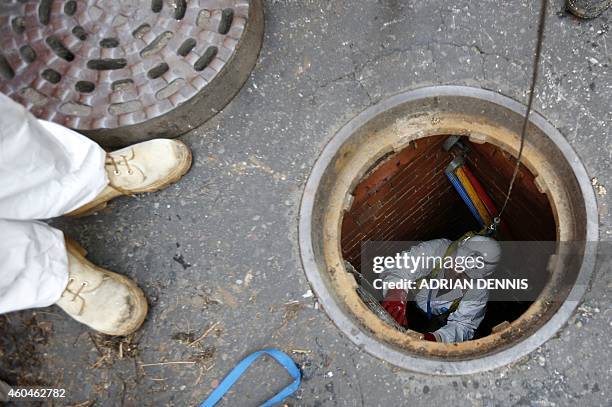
[448,297,461,313]
[414,231,473,288]
[455,166,492,225]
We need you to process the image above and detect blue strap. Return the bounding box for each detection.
[199,348,301,407]
[426,287,433,320]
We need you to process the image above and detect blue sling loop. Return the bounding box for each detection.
[199,348,301,407]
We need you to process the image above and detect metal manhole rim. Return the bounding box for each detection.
[297,85,598,375]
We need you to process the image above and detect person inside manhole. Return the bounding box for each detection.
[0,93,192,336]
[380,235,501,343]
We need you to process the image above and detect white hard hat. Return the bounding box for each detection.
[455,235,501,278]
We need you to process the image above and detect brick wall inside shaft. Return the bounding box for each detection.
[341,135,557,270]
[465,142,556,242]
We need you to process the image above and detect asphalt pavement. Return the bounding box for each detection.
[1,1,610,405]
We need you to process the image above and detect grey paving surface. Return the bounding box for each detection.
[1,0,611,406]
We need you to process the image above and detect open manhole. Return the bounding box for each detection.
[299,86,598,375]
[0,0,263,147]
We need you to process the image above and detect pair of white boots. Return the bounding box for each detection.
[55,139,192,336]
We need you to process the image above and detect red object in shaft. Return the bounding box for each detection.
[462,164,498,217]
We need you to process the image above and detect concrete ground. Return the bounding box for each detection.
[1,0,611,405]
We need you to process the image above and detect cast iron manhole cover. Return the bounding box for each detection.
[0,0,263,146]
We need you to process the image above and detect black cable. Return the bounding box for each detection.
[497,0,548,220]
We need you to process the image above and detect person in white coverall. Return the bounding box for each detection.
[380,236,501,343]
[0,93,192,336]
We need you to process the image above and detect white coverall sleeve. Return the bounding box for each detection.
[381,239,451,296]
[432,288,489,343]
[0,93,108,219]
[0,220,68,313]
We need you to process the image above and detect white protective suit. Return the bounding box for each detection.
[0,93,108,313]
[381,237,500,343]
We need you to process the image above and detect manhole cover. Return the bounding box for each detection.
[299,86,598,375]
[0,0,263,146]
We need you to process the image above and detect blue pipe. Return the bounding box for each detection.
[445,169,485,227]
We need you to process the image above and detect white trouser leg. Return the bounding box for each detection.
[0,93,108,220]
[0,220,68,313]
[0,93,108,313]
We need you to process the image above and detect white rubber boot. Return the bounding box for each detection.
[55,240,147,336]
[67,139,192,216]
